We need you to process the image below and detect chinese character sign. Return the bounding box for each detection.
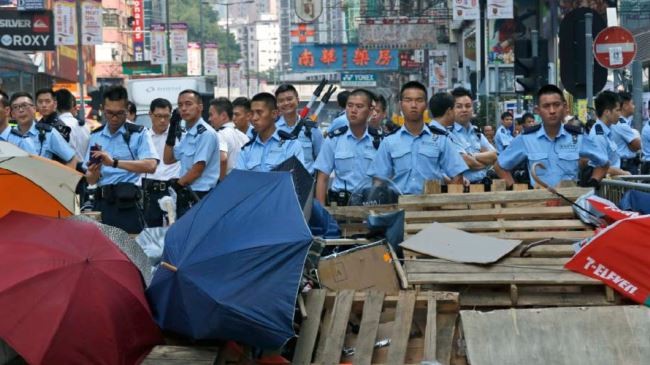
[54,0,76,46]
[150,23,166,65]
[81,0,102,45]
[204,43,218,76]
[170,23,188,64]
[291,45,398,72]
[187,42,201,76]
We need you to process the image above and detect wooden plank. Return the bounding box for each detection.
[386,291,417,364]
[455,290,620,307]
[142,346,218,365]
[398,187,590,207]
[404,206,576,223]
[319,238,373,246]
[321,290,355,365]
[423,294,438,362]
[481,231,593,240]
[352,291,385,365]
[442,184,467,210]
[436,312,459,364]
[407,272,601,285]
[325,205,398,220]
[314,302,335,363]
[424,180,442,194]
[414,219,590,232]
[405,258,572,273]
[293,290,327,365]
[468,184,491,209]
[324,291,460,313]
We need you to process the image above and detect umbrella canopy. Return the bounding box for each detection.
[147,170,312,349]
[272,156,314,219]
[0,141,82,218]
[565,215,650,306]
[0,212,163,365]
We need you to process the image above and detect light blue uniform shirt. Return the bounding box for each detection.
[22,121,75,161]
[235,129,305,172]
[85,123,158,186]
[313,127,376,192]
[641,120,650,162]
[246,125,255,140]
[610,116,639,159]
[0,126,36,153]
[327,113,348,133]
[581,120,621,169]
[498,124,583,188]
[276,114,323,174]
[451,122,496,182]
[173,119,220,192]
[368,125,468,195]
[494,125,514,153]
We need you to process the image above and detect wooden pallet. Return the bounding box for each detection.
[293,289,461,365]
[142,346,220,365]
[404,257,620,307]
[325,204,398,237]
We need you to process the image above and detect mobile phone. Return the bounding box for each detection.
[89,144,102,165]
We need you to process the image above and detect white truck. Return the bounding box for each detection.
[126,77,214,128]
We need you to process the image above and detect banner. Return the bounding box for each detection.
[187,42,201,76]
[487,0,513,19]
[17,0,45,10]
[429,50,449,92]
[0,10,54,51]
[54,0,75,46]
[170,22,188,64]
[132,0,144,61]
[291,44,399,72]
[204,43,218,76]
[452,0,480,21]
[487,19,515,64]
[358,17,444,49]
[81,0,102,45]
[150,23,166,65]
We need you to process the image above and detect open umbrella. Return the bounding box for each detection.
[147,170,313,349]
[0,212,163,365]
[0,141,82,218]
[272,156,314,219]
[565,215,650,306]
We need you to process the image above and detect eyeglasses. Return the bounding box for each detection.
[11,103,34,111]
[152,113,171,120]
[104,110,127,119]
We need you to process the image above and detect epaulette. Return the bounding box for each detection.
[499,126,509,133]
[242,130,257,150]
[278,129,297,140]
[9,128,25,137]
[124,122,145,133]
[327,125,348,138]
[523,124,542,134]
[91,124,106,134]
[196,124,207,134]
[427,124,448,136]
[595,124,604,135]
[471,125,482,139]
[564,124,583,135]
[368,126,383,150]
[35,122,52,132]
[303,119,318,129]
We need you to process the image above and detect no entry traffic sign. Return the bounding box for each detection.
[593,26,637,69]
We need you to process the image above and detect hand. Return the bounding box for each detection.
[168,178,184,192]
[166,109,181,147]
[86,162,101,183]
[91,149,114,167]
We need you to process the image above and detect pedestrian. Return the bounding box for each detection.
[163,89,220,218]
[327,90,350,133]
[275,84,323,173]
[35,88,71,143]
[313,88,380,205]
[55,88,90,162]
[610,91,641,174]
[494,111,514,153]
[236,92,304,171]
[368,81,467,195]
[580,90,629,184]
[141,98,181,227]
[9,92,78,168]
[495,84,583,188]
[232,96,254,137]
[127,101,137,124]
[207,97,250,179]
[0,90,32,150]
[84,86,158,234]
[449,87,497,187]
[483,124,496,146]
[641,100,650,174]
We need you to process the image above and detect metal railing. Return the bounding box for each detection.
[598,176,650,205]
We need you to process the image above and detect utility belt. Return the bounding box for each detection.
[641,161,650,175]
[620,156,640,170]
[142,178,174,193]
[327,189,351,206]
[95,182,142,209]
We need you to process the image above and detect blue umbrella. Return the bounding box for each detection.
[146,170,313,349]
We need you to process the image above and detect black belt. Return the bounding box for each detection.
[621,156,640,164]
[142,178,172,193]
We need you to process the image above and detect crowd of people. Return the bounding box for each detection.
[1,81,649,234]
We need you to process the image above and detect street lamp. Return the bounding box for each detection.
[199,0,213,76]
[216,0,253,99]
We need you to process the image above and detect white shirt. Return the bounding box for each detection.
[145,126,182,181]
[58,112,90,161]
[217,121,250,173]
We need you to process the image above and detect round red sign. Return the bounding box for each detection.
[593,26,637,69]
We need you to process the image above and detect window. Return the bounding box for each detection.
[103,13,119,28]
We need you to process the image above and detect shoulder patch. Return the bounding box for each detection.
[124,122,145,133]
[427,124,448,136]
[368,126,383,137]
[564,123,583,135]
[91,124,106,134]
[10,128,25,137]
[196,124,207,134]
[499,126,509,134]
[327,125,348,138]
[595,124,604,135]
[385,127,400,137]
[35,122,52,132]
[278,129,297,140]
[523,124,542,134]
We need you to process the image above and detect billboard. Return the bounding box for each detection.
[0,10,54,51]
[358,18,443,49]
[291,44,398,72]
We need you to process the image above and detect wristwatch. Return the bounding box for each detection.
[112,158,119,168]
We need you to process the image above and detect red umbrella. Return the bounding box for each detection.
[565,215,650,306]
[0,212,163,365]
[586,195,639,223]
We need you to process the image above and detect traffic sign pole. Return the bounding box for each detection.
[586,13,594,112]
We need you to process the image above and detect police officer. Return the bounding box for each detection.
[368,82,468,195]
[314,88,380,205]
[141,98,181,227]
[35,88,72,143]
[327,90,351,133]
[207,97,249,178]
[236,92,304,171]
[232,96,254,136]
[55,88,90,162]
[510,112,536,185]
[0,90,32,150]
[9,91,78,168]
[85,86,158,234]
[641,100,650,174]
[275,84,323,173]
[494,111,514,153]
[581,90,629,184]
[450,87,497,187]
[163,89,220,218]
[495,85,583,188]
[610,91,641,174]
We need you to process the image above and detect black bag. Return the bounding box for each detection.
[113,183,141,209]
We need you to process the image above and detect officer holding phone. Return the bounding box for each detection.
[84,86,158,234]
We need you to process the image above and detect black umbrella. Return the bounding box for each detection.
[272,156,314,220]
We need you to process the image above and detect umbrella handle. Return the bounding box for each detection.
[531,162,554,192]
[161,261,178,272]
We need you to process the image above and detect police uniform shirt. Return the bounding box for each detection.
[494,125,514,153]
[0,126,36,153]
[581,120,621,169]
[24,121,76,162]
[498,124,583,188]
[146,126,181,181]
[246,125,255,140]
[610,116,640,159]
[173,118,220,192]
[85,123,158,186]
[276,114,323,174]
[367,125,468,195]
[452,122,496,182]
[313,127,376,192]
[327,113,349,133]
[235,130,305,172]
[641,120,650,162]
